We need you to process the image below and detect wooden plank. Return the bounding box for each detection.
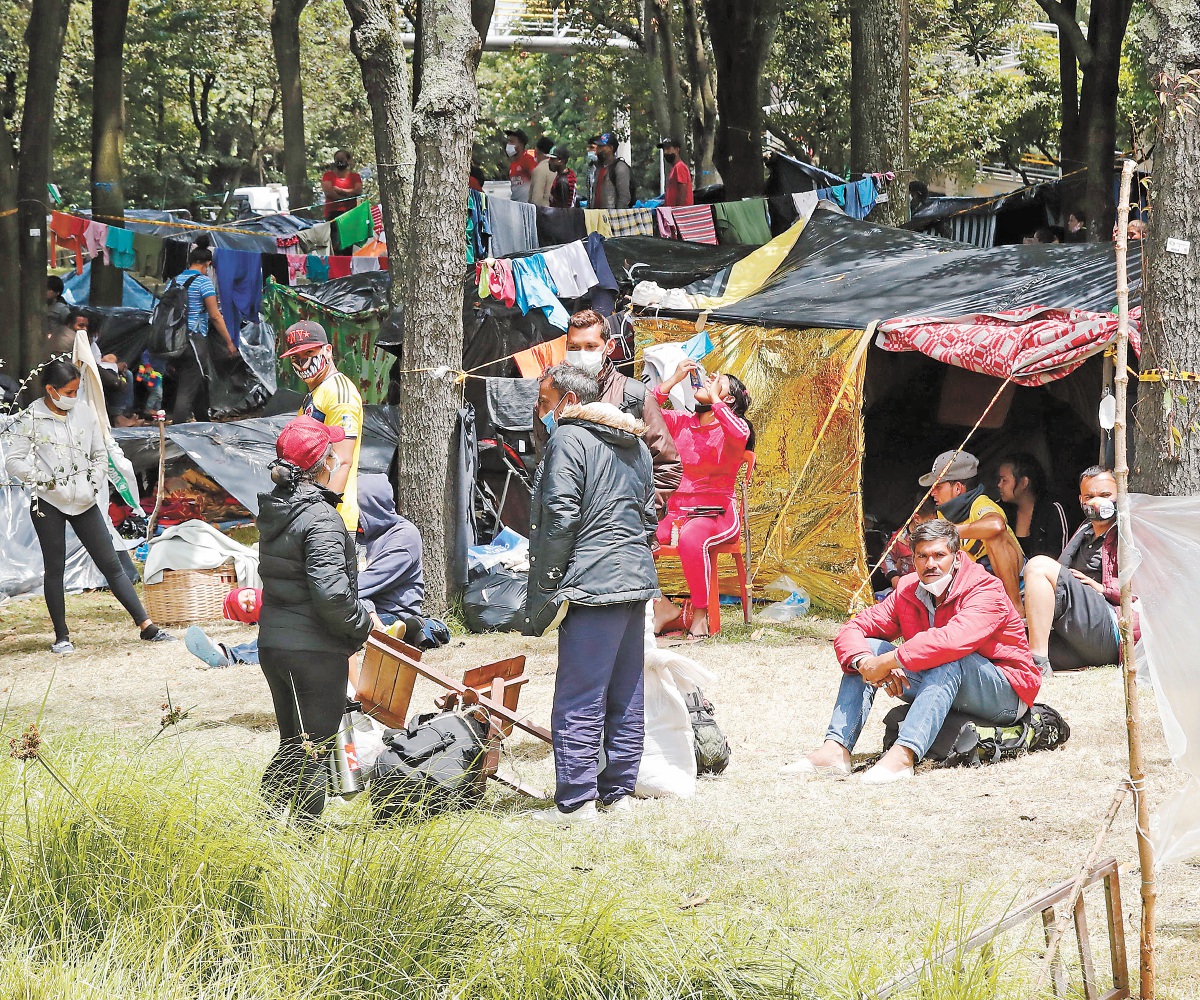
[462,655,524,688]
[1104,870,1131,998]
[1042,908,1065,998]
[1074,894,1098,1000]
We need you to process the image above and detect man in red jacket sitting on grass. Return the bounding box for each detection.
[781,518,1041,785]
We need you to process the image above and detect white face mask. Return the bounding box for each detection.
[50,390,77,412]
[918,566,955,598]
[505,143,517,157]
[326,453,342,480]
[565,348,605,376]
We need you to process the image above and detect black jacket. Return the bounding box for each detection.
[257,480,373,655]
[524,402,659,635]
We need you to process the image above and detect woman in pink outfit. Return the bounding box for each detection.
[653,361,754,638]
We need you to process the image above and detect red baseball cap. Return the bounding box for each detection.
[280,321,330,359]
[276,415,345,469]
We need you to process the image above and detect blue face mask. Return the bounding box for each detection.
[541,396,570,434]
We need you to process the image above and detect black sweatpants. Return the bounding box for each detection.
[259,647,349,821]
[172,347,209,424]
[30,501,149,642]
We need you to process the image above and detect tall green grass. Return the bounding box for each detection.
[0,731,1060,999]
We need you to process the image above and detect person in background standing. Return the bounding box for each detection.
[658,137,693,207]
[529,136,556,207]
[548,146,578,208]
[505,129,538,203]
[584,135,601,207]
[170,245,237,425]
[4,359,174,654]
[592,132,633,210]
[321,150,363,223]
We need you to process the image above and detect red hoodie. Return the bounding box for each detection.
[833,554,1041,707]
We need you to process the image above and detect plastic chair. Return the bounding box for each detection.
[654,451,755,635]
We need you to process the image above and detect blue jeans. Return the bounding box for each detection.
[226,640,260,665]
[826,639,1023,760]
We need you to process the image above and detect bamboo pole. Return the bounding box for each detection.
[1113,157,1156,999]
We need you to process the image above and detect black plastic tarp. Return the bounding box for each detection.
[111,405,399,515]
[602,236,752,290]
[709,209,1142,330]
[293,271,391,313]
[765,152,846,196]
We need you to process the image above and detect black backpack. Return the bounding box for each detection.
[685,688,731,775]
[150,273,200,358]
[370,708,490,821]
[883,702,1071,768]
[619,377,647,421]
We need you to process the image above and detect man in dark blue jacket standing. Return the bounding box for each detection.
[525,364,659,824]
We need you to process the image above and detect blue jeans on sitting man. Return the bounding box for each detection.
[826,638,1023,761]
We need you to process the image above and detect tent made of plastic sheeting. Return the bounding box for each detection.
[1125,494,1200,867]
[261,275,393,405]
[110,405,400,516]
[63,262,157,311]
[707,209,1141,330]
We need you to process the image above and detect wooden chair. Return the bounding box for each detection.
[355,630,550,796]
[653,451,755,635]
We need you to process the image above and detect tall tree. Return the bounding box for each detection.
[399,0,479,608]
[643,1,687,152]
[850,0,909,225]
[0,75,20,370]
[679,0,716,186]
[16,0,73,377]
[703,0,781,198]
[1132,5,1200,497]
[90,0,131,308]
[1035,0,1135,240]
[271,0,311,213]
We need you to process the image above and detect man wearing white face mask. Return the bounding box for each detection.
[280,321,363,532]
[504,128,537,204]
[531,309,680,515]
[1023,466,1136,673]
[781,519,1039,784]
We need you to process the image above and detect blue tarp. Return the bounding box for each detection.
[62,262,157,311]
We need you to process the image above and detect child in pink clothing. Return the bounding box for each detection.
[653,361,754,637]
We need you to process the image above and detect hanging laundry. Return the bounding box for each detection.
[854,177,878,219]
[275,235,301,252]
[50,212,88,275]
[379,257,389,271]
[353,237,387,257]
[655,205,717,245]
[487,257,517,308]
[605,208,655,238]
[132,231,164,278]
[542,241,599,299]
[371,204,385,235]
[298,222,332,256]
[261,253,290,288]
[584,232,620,316]
[476,260,492,299]
[327,256,353,279]
[286,254,307,283]
[487,198,539,257]
[583,209,612,238]
[333,200,373,250]
[350,256,381,273]
[306,255,330,282]
[767,195,799,236]
[535,206,586,246]
[511,257,568,330]
[712,200,772,246]
[513,335,566,379]
[213,248,262,346]
[792,191,819,221]
[83,220,109,264]
[104,227,136,270]
[467,190,490,261]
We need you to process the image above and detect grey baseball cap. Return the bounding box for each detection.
[918,450,979,487]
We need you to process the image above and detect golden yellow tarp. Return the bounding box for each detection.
[635,318,870,613]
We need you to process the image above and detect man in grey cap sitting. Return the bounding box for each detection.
[921,450,1025,613]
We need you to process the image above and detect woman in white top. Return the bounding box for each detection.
[4,360,174,654]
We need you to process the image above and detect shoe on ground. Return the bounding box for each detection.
[778,757,851,777]
[529,800,599,825]
[185,626,232,668]
[860,762,914,785]
[141,626,177,643]
[600,795,636,816]
[50,639,75,655]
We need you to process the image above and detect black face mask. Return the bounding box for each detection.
[664,152,677,165]
[335,161,349,170]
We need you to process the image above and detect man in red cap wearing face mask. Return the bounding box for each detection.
[280,321,362,532]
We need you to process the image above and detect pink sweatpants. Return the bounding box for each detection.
[656,507,740,610]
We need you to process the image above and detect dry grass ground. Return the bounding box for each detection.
[2,590,1199,996]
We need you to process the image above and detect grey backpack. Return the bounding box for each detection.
[685,688,730,775]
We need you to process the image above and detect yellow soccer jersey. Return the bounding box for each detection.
[940,494,1023,568]
[299,371,363,532]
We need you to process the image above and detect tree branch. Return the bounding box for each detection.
[1033,0,1093,68]
[577,3,645,49]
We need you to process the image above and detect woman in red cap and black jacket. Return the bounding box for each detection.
[257,415,373,822]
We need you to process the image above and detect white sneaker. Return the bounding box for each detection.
[529,800,599,825]
[860,763,914,785]
[600,795,635,816]
[778,757,850,777]
[50,639,75,655]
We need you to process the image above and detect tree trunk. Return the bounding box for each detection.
[850,0,909,226]
[470,0,495,61]
[1132,3,1200,497]
[1078,0,1131,242]
[17,0,73,378]
[344,0,415,280]
[271,0,311,213]
[1056,0,1084,210]
[0,121,19,372]
[680,0,717,188]
[703,0,781,198]
[89,0,130,309]
[645,1,687,152]
[399,0,479,610]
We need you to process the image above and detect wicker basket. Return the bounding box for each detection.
[143,563,238,626]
